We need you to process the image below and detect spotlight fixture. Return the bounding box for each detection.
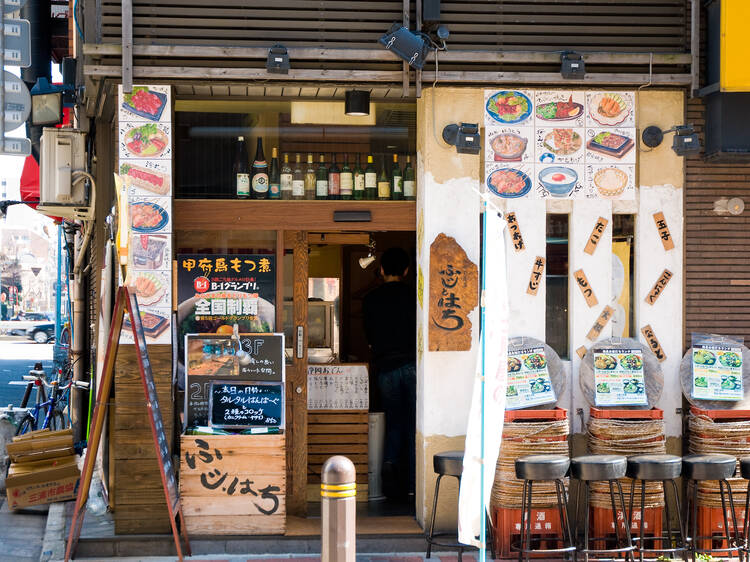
[560,51,585,80]
[266,44,290,74]
[30,78,65,126]
[378,23,430,70]
[442,123,481,155]
[642,124,701,156]
[345,90,370,116]
[359,239,377,269]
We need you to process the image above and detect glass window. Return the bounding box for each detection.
[546,214,569,359]
[611,215,635,338]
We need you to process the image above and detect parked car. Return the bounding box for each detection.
[27,323,55,344]
[7,313,54,336]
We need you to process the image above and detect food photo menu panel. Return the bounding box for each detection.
[484,89,637,200]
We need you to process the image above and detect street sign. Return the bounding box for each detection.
[0,136,31,156]
[2,71,30,131]
[3,19,31,68]
[2,0,27,14]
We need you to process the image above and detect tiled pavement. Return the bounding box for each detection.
[0,497,49,561]
[74,555,485,562]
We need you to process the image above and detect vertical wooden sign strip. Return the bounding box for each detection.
[645,269,673,305]
[583,217,609,255]
[506,212,525,252]
[526,256,546,296]
[641,324,667,362]
[586,305,615,341]
[573,269,599,307]
[653,212,675,251]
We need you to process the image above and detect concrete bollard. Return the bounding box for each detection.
[321,455,356,562]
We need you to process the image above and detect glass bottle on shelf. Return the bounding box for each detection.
[269,147,280,200]
[328,153,340,200]
[292,153,305,200]
[280,153,293,200]
[234,136,250,199]
[377,157,391,200]
[316,153,329,200]
[304,153,316,200]
[340,154,353,200]
[391,153,403,200]
[364,155,377,200]
[403,154,415,201]
[353,154,364,200]
[251,138,268,199]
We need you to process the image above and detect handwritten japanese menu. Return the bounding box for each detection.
[209,382,284,428]
[484,89,636,200]
[118,84,173,345]
[692,344,743,401]
[506,347,556,410]
[593,348,647,406]
[307,364,369,410]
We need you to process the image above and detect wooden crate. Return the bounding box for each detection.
[307,410,369,502]
[180,434,286,535]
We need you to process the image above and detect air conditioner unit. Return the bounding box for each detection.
[37,128,94,220]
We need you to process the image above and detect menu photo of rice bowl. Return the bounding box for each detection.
[485,127,531,162]
[586,164,634,199]
[536,165,583,198]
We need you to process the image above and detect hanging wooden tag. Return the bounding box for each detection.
[645,269,673,305]
[583,217,609,255]
[573,269,599,307]
[505,212,525,253]
[576,346,588,359]
[586,305,615,341]
[526,256,546,296]
[653,212,675,251]
[641,324,667,362]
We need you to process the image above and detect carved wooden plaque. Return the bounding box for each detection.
[645,269,673,305]
[583,217,609,256]
[573,269,598,307]
[586,305,615,341]
[506,212,525,252]
[526,256,546,296]
[641,324,667,362]
[653,212,675,251]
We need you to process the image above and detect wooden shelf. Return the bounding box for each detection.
[173,199,416,232]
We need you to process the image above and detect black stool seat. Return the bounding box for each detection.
[571,454,627,481]
[433,451,463,477]
[515,454,569,480]
[626,454,682,481]
[683,453,736,480]
[739,456,750,479]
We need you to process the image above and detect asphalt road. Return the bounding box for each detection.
[0,339,54,407]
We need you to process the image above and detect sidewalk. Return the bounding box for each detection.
[71,555,480,561]
[0,497,49,561]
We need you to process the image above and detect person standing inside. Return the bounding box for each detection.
[363,247,416,500]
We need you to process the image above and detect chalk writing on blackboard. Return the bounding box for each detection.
[209,381,284,429]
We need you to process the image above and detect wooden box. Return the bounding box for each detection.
[180,434,286,535]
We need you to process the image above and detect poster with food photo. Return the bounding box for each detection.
[534,90,586,128]
[535,127,585,165]
[130,234,171,271]
[119,121,172,160]
[534,163,585,199]
[506,346,556,409]
[692,344,743,401]
[485,162,533,199]
[126,270,171,308]
[129,196,172,234]
[120,159,172,197]
[485,127,534,164]
[585,128,636,164]
[484,90,534,128]
[120,306,172,345]
[118,85,171,124]
[585,164,635,200]
[586,91,635,129]
[593,348,646,406]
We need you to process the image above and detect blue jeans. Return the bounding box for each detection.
[378,363,416,495]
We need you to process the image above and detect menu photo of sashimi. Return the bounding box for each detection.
[120,159,172,197]
[118,84,171,124]
[119,121,171,160]
[120,305,172,345]
[585,128,637,164]
[485,161,534,200]
[129,196,172,234]
[485,126,534,164]
[585,91,635,129]
[484,89,534,128]
[534,90,586,128]
[585,163,636,200]
[130,233,171,271]
[534,163,586,199]
[535,127,585,165]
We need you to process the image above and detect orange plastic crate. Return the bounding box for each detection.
[505,407,567,422]
[690,405,750,421]
[590,407,663,420]
[591,506,663,538]
[694,505,746,554]
[492,506,564,559]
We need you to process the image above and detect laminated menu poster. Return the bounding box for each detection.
[506,346,556,409]
[593,348,646,406]
[692,344,743,401]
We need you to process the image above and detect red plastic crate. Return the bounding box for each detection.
[505,407,567,422]
[590,407,663,420]
[591,506,663,538]
[492,506,564,559]
[694,505,746,554]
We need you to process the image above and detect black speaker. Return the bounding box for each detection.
[423,0,440,22]
[62,57,76,86]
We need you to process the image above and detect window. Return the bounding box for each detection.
[546,214,569,358]
[611,215,635,338]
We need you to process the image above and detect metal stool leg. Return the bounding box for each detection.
[639,479,646,562]
[662,480,674,557]
[518,478,528,562]
[524,480,533,562]
[668,479,688,561]
[555,478,574,559]
[426,474,443,559]
[608,479,623,552]
[690,479,698,562]
[584,481,591,562]
[616,479,635,562]
[719,478,732,554]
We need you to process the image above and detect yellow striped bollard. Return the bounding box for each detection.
[321,455,356,562]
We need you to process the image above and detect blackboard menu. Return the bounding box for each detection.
[184,333,284,428]
[209,381,284,428]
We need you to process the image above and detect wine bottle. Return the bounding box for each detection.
[340,154,353,200]
[328,153,340,200]
[234,136,250,199]
[391,153,403,200]
[353,154,364,200]
[269,147,280,199]
[377,157,391,201]
[304,153,316,200]
[316,153,329,200]
[364,155,377,200]
[251,138,268,199]
[403,154,416,201]
[292,153,305,200]
[280,153,293,200]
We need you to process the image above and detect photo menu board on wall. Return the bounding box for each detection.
[484,89,636,201]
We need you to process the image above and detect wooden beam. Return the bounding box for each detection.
[420,71,693,86]
[121,0,132,92]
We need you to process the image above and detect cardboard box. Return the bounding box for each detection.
[5,455,80,509]
[6,429,75,463]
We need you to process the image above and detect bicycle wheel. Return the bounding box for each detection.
[49,409,68,431]
[14,415,35,436]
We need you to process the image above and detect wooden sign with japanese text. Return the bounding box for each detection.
[584,217,609,255]
[653,212,675,251]
[645,269,673,305]
[641,324,666,362]
[576,346,588,359]
[429,233,478,351]
[506,212,525,252]
[526,256,546,296]
[573,269,598,307]
[586,305,615,341]
[209,381,284,429]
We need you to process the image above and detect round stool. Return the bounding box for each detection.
[626,454,687,561]
[684,453,742,559]
[738,457,750,556]
[571,454,635,562]
[513,454,575,562]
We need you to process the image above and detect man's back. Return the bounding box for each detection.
[363,281,416,371]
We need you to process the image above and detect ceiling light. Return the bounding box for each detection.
[266,44,290,74]
[345,90,370,116]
